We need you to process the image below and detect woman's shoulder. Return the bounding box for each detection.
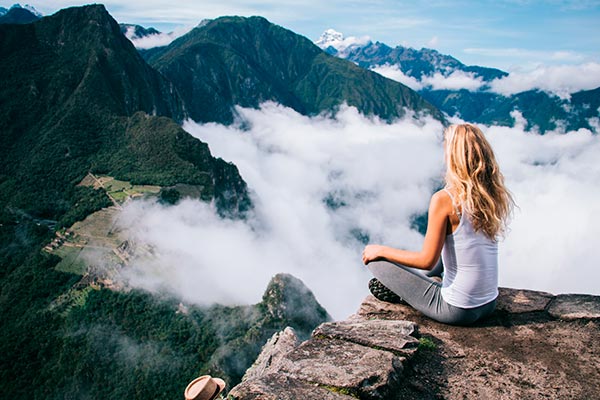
[430,189,454,213]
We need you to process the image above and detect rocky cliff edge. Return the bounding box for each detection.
[230,288,600,399]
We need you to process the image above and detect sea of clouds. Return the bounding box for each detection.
[116,103,600,319]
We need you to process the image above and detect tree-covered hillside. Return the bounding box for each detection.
[146,16,444,124]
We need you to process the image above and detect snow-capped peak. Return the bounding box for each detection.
[315,28,345,49]
[315,28,371,55]
[11,3,43,17]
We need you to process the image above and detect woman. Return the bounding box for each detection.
[362,123,514,325]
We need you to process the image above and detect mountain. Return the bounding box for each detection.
[0,4,40,24]
[317,29,600,133]
[316,29,507,83]
[1,266,330,398]
[0,5,291,399]
[144,16,443,124]
[0,4,252,220]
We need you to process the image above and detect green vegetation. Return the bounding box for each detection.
[421,87,600,133]
[321,384,360,398]
[159,188,182,205]
[418,337,437,351]
[0,6,254,399]
[53,246,87,275]
[148,16,444,125]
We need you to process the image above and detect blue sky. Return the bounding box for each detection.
[10,1,600,71]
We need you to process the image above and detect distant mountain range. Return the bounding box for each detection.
[0,3,41,24]
[317,28,507,83]
[316,29,600,133]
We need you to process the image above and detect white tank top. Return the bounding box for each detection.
[440,189,498,308]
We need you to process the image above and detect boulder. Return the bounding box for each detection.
[241,327,299,382]
[276,338,405,399]
[229,373,354,399]
[547,294,600,320]
[496,287,554,314]
[312,320,419,356]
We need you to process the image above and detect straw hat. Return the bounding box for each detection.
[184,375,226,400]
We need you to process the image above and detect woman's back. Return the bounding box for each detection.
[441,202,499,308]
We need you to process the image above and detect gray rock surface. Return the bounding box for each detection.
[547,294,600,320]
[229,373,355,399]
[229,287,600,399]
[277,338,405,399]
[496,287,554,314]
[312,320,419,356]
[241,327,299,382]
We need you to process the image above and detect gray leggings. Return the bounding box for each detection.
[368,260,496,326]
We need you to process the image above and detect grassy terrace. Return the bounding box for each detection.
[79,173,161,206]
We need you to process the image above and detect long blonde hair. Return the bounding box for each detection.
[444,124,515,240]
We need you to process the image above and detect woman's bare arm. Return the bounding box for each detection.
[362,190,452,270]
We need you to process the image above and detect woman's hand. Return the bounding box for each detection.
[362,244,387,265]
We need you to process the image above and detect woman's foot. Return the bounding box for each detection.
[368,278,407,304]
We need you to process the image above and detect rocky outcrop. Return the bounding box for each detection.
[230,288,600,399]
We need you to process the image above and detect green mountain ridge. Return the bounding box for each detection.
[0,6,255,399]
[145,16,444,124]
[0,4,250,220]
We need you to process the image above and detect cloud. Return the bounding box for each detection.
[421,70,485,91]
[427,35,439,47]
[486,124,600,294]
[488,62,600,98]
[374,58,600,98]
[372,65,485,92]
[117,104,444,319]
[115,103,600,320]
[123,25,193,49]
[371,64,423,91]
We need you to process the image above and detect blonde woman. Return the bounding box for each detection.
[362,123,515,325]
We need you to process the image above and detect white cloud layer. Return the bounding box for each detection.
[372,64,485,92]
[371,64,424,91]
[488,62,600,98]
[421,70,485,91]
[374,61,600,98]
[116,103,600,320]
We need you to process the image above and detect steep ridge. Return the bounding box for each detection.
[146,16,444,124]
[231,288,600,399]
[0,5,249,220]
[1,7,254,398]
[0,271,330,399]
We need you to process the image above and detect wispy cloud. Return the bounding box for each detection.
[123,24,193,49]
[372,64,485,92]
[488,62,600,98]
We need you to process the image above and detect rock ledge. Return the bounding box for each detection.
[230,288,600,399]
